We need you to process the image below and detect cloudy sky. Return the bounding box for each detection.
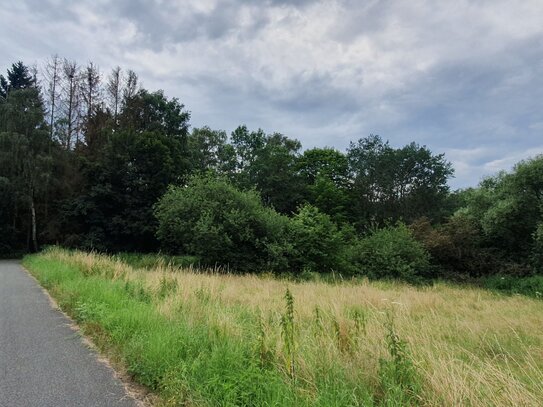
[1,0,542,188]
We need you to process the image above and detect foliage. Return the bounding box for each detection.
[230,127,305,213]
[410,216,497,278]
[347,135,453,226]
[353,223,431,282]
[481,275,543,299]
[297,148,351,223]
[456,156,543,270]
[187,126,236,175]
[0,61,35,99]
[118,89,190,138]
[2,57,542,283]
[63,130,188,252]
[155,175,292,272]
[289,204,352,274]
[297,147,349,186]
[0,69,52,253]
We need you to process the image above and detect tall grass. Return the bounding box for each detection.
[114,252,199,271]
[24,248,543,406]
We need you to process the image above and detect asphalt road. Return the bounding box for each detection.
[0,260,139,407]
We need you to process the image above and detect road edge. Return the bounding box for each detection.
[20,262,158,407]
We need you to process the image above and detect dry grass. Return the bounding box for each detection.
[41,248,543,406]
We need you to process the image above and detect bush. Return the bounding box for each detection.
[154,175,291,272]
[289,204,351,274]
[352,223,430,282]
[410,215,525,278]
[482,275,543,299]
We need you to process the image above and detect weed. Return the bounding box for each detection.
[281,288,296,380]
[157,274,178,299]
[378,312,421,406]
[332,316,352,354]
[255,314,274,368]
[123,280,151,303]
[313,306,323,336]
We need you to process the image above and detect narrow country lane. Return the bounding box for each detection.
[0,260,139,407]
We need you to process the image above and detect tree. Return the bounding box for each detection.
[307,176,351,224]
[458,156,543,262]
[410,215,492,277]
[80,62,101,132]
[106,66,122,125]
[297,147,349,186]
[188,127,236,175]
[251,133,304,213]
[347,135,453,227]
[0,75,7,100]
[0,77,52,252]
[5,61,35,92]
[1,61,36,102]
[123,69,139,101]
[61,88,192,252]
[297,148,350,223]
[60,59,80,149]
[118,89,190,139]
[230,126,304,213]
[43,55,61,140]
[63,129,187,251]
[230,125,266,186]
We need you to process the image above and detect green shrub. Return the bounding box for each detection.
[353,223,430,282]
[481,275,543,299]
[289,204,351,274]
[154,175,291,272]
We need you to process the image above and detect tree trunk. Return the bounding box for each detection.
[30,196,38,252]
[67,75,73,149]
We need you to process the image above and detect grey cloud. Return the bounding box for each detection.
[8,0,273,50]
[392,34,543,145]
[1,0,542,188]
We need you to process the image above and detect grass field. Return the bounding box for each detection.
[23,248,543,406]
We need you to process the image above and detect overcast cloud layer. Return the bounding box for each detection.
[1,0,542,188]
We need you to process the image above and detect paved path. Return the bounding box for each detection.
[0,260,139,407]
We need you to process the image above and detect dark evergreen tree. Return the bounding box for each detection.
[6,61,35,91]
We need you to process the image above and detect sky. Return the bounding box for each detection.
[1,0,542,188]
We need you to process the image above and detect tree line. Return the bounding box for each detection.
[1,59,541,281]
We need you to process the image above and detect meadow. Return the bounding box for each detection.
[23,248,543,406]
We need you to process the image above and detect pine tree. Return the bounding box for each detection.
[6,61,35,91]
